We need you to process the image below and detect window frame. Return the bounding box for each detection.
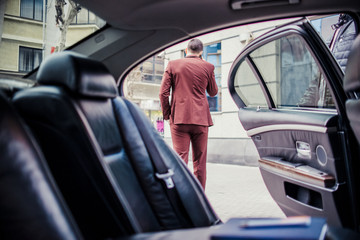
[20,0,44,21]
[203,42,222,112]
[140,55,164,84]
[18,46,43,73]
[71,8,97,25]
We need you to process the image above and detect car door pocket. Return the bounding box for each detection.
[284,182,323,210]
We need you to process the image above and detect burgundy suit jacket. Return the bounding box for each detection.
[159,55,218,126]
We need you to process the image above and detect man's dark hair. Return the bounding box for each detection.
[188,39,203,53]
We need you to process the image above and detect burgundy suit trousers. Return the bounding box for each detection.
[170,123,209,189]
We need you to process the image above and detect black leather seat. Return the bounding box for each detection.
[344,34,360,143]
[13,51,220,239]
[0,92,82,239]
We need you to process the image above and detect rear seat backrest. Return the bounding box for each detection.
[344,34,360,144]
[113,97,220,227]
[0,92,82,239]
[13,53,141,239]
[13,52,220,238]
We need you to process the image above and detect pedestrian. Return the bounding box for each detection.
[159,38,218,189]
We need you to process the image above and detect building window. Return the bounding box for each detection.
[19,47,42,72]
[203,42,221,112]
[20,0,44,21]
[140,56,164,84]
[72,8,96,24]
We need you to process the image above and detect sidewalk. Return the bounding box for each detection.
[196,162,286,222]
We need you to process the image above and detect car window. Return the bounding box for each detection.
[234,34,336,109]
[233,58,268,108]
[0,0,105,80]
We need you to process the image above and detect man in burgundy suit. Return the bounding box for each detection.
[159,39,218,189]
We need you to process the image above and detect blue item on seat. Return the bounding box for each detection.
[210,217,327,240]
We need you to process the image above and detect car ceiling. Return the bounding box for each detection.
[64,0,360,88]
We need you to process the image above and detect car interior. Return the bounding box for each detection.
[12,51,220,239]
[1,0,360,239]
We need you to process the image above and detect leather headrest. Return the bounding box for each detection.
[344,34,360,92]
[37,51,118,98]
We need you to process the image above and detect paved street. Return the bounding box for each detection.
[190,162,286,222]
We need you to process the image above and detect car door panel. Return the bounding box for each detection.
[238,109,345,225]
[238,108,338,132]
[228,18,358,228]
[242,111,350,227]
[254,129,340,178]
[260,166,346,226]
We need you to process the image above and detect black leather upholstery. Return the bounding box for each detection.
[344,34,360,143]
[13,87,140,239]
[344,35,360,93]
[0,92,81,239]
[13,52,219,238]
[113,98,219,227]
[37,51,118,98]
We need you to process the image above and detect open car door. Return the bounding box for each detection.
[228,16,359,229]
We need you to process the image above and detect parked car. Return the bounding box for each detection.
[1,0,360,239]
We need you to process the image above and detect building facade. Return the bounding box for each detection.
[124,55,165,136]
[0,0,103,77]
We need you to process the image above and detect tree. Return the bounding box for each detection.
[55,0,81,51]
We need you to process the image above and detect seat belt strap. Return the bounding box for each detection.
[123,99,193,228]
[125,101,174,189]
